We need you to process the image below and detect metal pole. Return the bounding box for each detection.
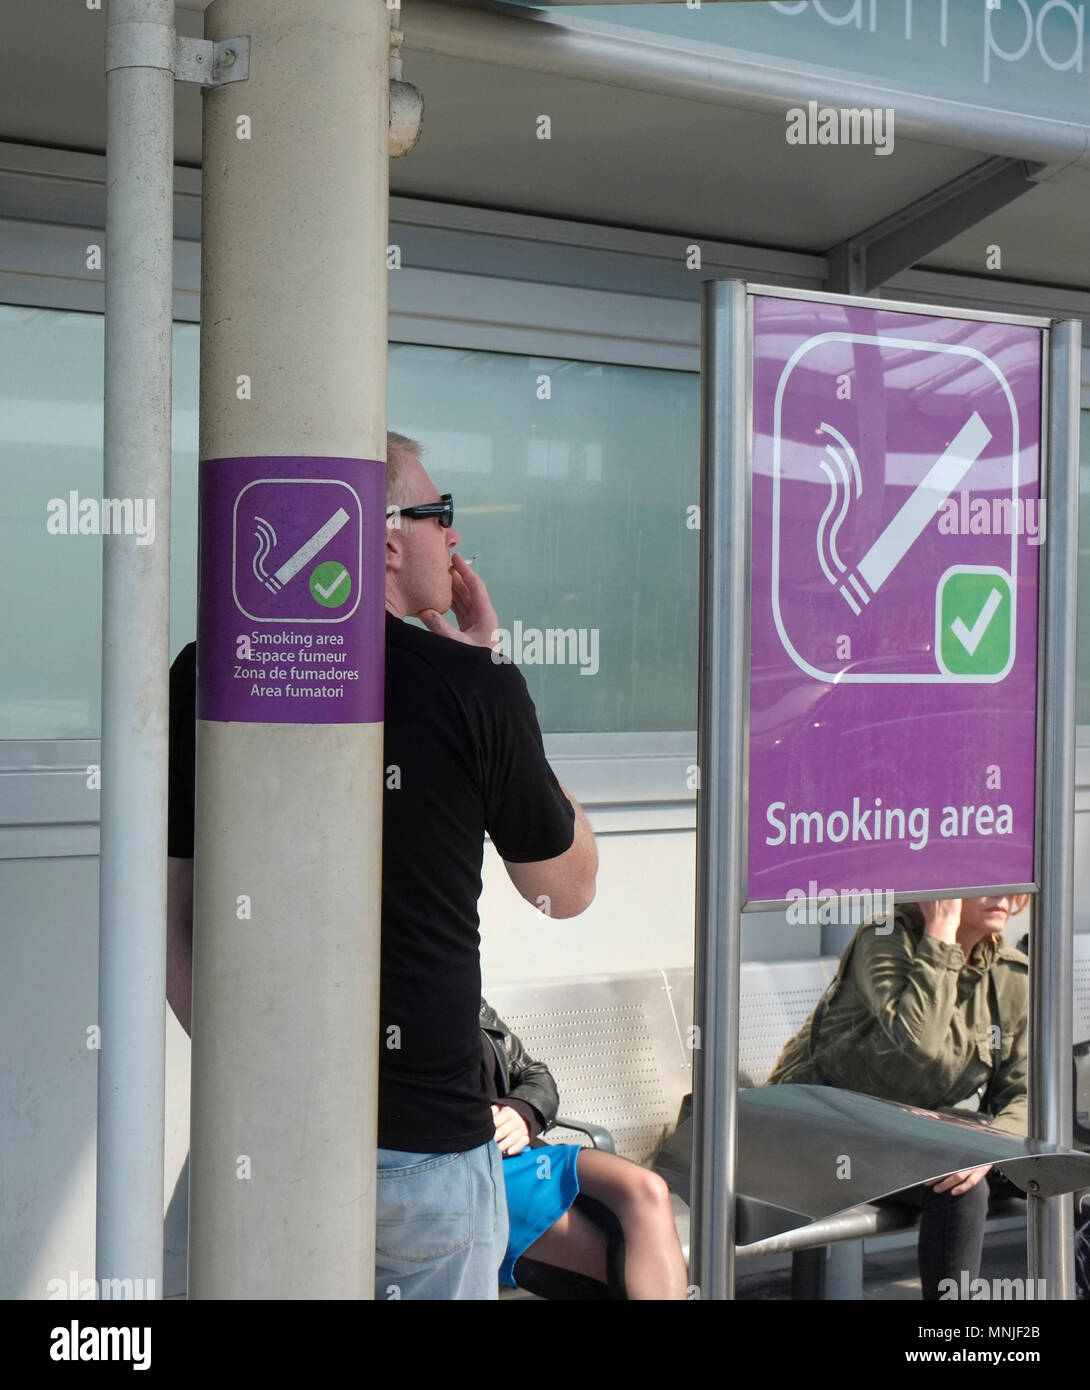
[691,279,749,1300]
[189,0,388,1298]
[1030,317,1081,1298]
[96,0,175,1298]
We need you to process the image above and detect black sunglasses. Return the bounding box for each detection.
[389,493,454,528]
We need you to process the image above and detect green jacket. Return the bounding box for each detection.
[766,907,1029,1136]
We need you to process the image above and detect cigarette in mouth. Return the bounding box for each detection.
[461,555,477,567]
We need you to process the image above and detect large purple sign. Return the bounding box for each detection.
[747,296,1043,903]
[198,457,386,724]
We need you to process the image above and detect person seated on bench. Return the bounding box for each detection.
[481,998,688,1300]
[766,896,1029,1301]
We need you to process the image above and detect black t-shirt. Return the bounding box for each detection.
[167,612,576,1153]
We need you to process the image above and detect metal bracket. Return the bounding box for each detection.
[174,36,250,88]
[825,157,1043,296]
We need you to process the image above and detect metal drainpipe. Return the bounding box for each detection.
[97,0,176,1297]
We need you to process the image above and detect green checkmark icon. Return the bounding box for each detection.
[309,560,351,608]
[936,567,1013,678]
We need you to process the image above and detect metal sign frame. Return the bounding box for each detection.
[690,279,1080,1301]
[744,283,1050,913]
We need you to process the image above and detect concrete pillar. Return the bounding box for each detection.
[189,0,389,1299]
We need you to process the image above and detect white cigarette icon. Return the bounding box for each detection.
[839,412,992,614]
[264,507,350,594]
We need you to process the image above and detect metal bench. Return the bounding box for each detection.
[487,939,1090,1298]
[489,963,883,1295]
[487,960,842,1162]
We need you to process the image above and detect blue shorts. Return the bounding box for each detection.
[499,1143,582,1287]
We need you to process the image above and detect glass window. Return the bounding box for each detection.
[2,316,700,738]
[389,343,700,733]
[0,306,198,739]
[9,310,1090,742]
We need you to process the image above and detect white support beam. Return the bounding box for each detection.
[401,0,1090,174]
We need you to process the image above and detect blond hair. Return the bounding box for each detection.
[386,430,422,508]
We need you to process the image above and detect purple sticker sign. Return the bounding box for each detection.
[748,296,1043,903]
[198,457,385,724]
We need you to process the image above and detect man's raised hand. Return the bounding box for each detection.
[419,553,500,649]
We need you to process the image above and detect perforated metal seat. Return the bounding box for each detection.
[1076,937,1090,1042]
[485,971,692,1165]
[486,961,841,1163]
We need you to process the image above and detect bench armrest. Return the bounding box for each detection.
[550,1117,617,1153]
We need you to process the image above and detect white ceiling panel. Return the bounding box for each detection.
[0,0,1085,292]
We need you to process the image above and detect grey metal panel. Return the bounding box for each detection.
[0,218,200,321]
[387,196,825,298]
[0,742,101,860]
[508,733,699,831]
[2,137,1088,334]
[543,732,695,806]
[746,279,1051,329]
[0,825,99,859]
[0,855,100,1298]
[0,777,96,825]
[559,805,694,834]
[390,266,700,370]
[731,1085,1090,1246]
[0,141,202,238]
[886,268,1090,333]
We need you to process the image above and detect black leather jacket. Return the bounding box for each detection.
[480,998,560,1141]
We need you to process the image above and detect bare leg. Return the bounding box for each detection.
[574,1149,688,1300]
[518,1200,610,1283]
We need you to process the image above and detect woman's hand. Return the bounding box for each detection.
[491,1104,531,1156]
[926,1163,992,1196]
[919,898,962,944]
[419,554,501,649]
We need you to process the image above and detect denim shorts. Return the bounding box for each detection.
[374,1140,509,1301]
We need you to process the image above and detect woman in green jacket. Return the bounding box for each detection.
[767,895,1029,1300]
